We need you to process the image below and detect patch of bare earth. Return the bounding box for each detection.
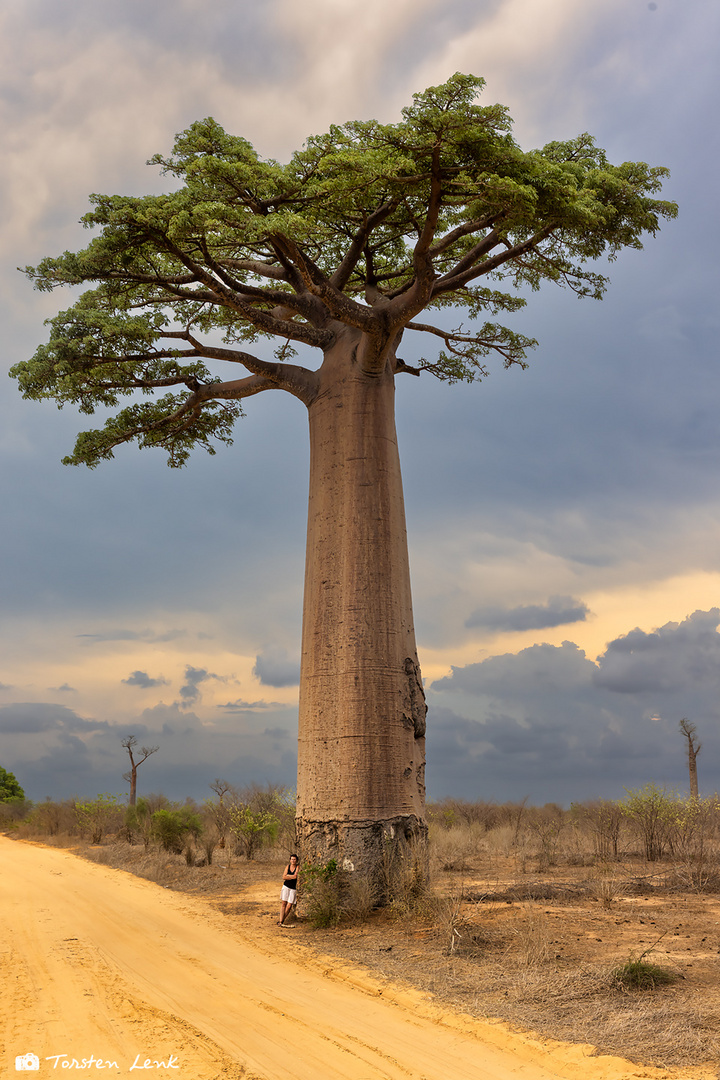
[96,847,719,1076]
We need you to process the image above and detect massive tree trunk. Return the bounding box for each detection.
[296,331,427,900]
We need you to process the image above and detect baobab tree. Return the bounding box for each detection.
[679,718,702,799]
[13,74,676,897]
[121,735,159,806]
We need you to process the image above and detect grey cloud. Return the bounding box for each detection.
[593,609,720,694]
[431,640,593,698]
[78,629,148,642]
[139,702,201,732]
[178,665,223,707]
[427,610,720,802]
[122,670,169,689]
[48,684,76,693]
[465,595,590,632]
[79,629,185,644]
[263,726,289,739]
[218,699,287,712]
[0,703,110,734]
[4,0,285,85]
[253,647,300,688]
[426,700,673,806]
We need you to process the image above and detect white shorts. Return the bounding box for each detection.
[281,885,297,904]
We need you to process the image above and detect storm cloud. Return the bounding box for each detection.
[1,0,718,803]
[0,703,110,735]
[427,609,720,803]
[593,609,720,695]
[465,595,590,632]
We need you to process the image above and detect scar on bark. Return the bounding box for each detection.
[403,657,427,738]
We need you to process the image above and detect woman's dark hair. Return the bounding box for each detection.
[289,853,299,861]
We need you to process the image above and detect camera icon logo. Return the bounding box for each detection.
[15,1053,40,1071]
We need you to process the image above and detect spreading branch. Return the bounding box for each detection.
[13,73,677,466]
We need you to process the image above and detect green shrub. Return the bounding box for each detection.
[303,859,342,927]
[151,807,203,853]
[612,957,678,990]
[124,797,155,848]
[75,794,124,844]
[228,803,279,859]
[619,783,676,861]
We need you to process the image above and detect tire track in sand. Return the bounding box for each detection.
[0,837,712,1080]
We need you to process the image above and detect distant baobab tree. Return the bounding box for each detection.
[121,735,159,806]
[679,718,701,799]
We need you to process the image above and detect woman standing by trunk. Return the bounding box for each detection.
[278,855,299,926]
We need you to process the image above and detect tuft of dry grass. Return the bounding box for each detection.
[506,906,553,967]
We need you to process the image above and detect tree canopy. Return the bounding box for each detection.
[12,73,676,466]
[0,766,25,802]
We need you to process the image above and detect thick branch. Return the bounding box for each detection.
[426,213,500,260]
[154,233,332,347]
[194,374,293,401]
[272,235,379,334]
[413,142,443,275]
[222,258,289,281]
[382,146,444,325]
[432,225,556,295]
[330,200,398,292]
[177,332,319,405]
[438,227,503,283]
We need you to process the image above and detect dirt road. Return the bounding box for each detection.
[0,837,711,1080]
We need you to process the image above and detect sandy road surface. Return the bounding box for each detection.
[0,838,712,1080]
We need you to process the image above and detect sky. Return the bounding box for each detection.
[1,0,719,808]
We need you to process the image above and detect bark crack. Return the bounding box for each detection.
[403,657,427,739]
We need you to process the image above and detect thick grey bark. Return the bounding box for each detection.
[295,330,427,899]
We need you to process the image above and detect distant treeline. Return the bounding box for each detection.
[3,783,720,883]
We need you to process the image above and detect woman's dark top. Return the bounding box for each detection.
[283,865,298,889]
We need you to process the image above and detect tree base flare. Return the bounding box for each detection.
[296,814,428,908]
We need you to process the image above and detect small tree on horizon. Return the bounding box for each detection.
[13,73,676,899]
[121,735,159,806]
[679,718,701,799]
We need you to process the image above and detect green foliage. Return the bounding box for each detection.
[75,794,124,844]
[12,72,676,468]
[151,806,203,853]
[612,958,677,990]
[228,803,279,860]
[302,859,342,928]
[0,766,25,803]
[619,783,678,861]
[124,797,154,849]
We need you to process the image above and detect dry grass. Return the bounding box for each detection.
[285,856,720,1073]
[9,811,720,1074]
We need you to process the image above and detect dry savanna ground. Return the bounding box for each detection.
[14,812,718,1078]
